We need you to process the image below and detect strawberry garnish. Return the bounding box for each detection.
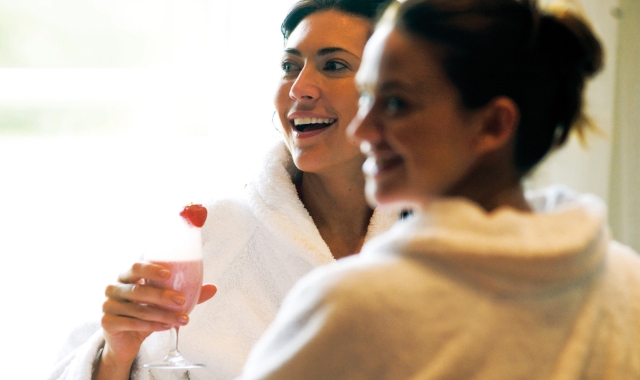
[180,203,208,228]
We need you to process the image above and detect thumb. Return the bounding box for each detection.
[197,283,217,304]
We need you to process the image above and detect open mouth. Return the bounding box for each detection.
[292,117,336,133]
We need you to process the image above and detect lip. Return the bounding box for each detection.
[363,151,404,177]
[288,111,338,139]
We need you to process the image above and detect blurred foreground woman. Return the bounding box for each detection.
[238,0,640,379]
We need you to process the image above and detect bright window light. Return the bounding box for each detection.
[0,1,293,378]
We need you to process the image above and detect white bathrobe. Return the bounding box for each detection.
[239,186,640,380]
[48,142,399,380]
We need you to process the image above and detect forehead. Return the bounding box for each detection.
[285,10,371,53]
[358,26,446,92]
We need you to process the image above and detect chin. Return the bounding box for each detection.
[366,179,416,212]
[290,148,324,172]
[364,180,379,208]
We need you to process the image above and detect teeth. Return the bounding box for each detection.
[293,117,336,126]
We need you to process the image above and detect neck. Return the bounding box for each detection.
[298,165,374,260]
[446,160,531,213]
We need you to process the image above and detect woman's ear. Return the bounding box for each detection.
[473,96,520,154]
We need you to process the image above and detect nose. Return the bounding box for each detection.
[289,65,321,102]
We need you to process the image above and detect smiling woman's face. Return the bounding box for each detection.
[274,10,372,175]
[349,26,486,208]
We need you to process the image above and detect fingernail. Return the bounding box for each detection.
[162,324,171,329]
[172,295,185,305]
[178,315,189,324]
[159,269,170,278]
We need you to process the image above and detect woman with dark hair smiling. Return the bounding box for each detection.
[238,0,640,379]
[48,1,396,380]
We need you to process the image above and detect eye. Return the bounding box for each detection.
[324,60,348,72]
[281,60,300,76]
[385,96,407,115]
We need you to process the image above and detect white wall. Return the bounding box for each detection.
[528,0,618,200]
[528,0,639,251]
[609,0,640,251]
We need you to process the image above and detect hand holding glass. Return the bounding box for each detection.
[143,215,205,369]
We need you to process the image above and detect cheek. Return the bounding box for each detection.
[391,121,429,158]
[409,132,476,194]
[273,81,293,129]
[331,81,360,123]
[274,80,292,119]
[390,121,443,190]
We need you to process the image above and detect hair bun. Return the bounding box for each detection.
[532,8,604,148]
[392,0,604,173]
[538,9,603,78]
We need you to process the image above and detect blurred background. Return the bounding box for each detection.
[0,0,636,377]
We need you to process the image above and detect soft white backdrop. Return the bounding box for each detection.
[0,0,291,376]
[0,0,636,377]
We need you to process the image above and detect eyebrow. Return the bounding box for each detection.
[284,47,361,61]
[357,80,411,96]
[379,80,413,92]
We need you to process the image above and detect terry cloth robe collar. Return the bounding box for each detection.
[246,141,399,263]
[364,188,608,295]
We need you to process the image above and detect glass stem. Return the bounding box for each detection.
[168,326,182,359]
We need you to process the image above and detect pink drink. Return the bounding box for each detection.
[149,259,203,314]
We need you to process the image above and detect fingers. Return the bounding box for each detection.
[117,261,170,284]
[105,282,187,311]
[102,312,172,335]
[110,261,186,310]
[102,297,189,330]
[101,262,212,338]
[103,261,192,332]
[197,284,217,304]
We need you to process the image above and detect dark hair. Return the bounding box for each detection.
[281,0,394,40]
[393,0,603,174]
